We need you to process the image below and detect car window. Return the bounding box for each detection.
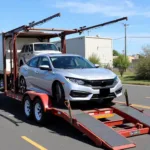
[21,45,26,53]
[50,56,94,69]
[29,45,33,52]
[34,44,58,51]
[38,57,51,68]
[25,45,29,52]
[28,57,39,68]
[74,57,92,68]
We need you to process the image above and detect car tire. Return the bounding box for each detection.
[20,77,26,94]
[23,95,33,119]
[20,60,23,67]
[33,98,47,125]
[53,82,65,106]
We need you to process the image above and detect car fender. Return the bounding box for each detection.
[23,91,52,112]
[51,73,68,87]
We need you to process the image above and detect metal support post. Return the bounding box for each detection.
[124,89,129,106]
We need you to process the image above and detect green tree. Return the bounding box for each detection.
[113,50,120,56]
[88,53,101,65]
[134,45,150,80]
[113,54,130,77]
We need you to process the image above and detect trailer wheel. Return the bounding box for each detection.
[23,95,33,119]
[20,77,26,94]
[33,98,47,124]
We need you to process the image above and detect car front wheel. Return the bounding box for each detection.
[53,82,65,106]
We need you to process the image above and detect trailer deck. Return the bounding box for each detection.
[4,90,150,150]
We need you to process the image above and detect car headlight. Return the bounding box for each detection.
[66,77,85,85]
[114,76,119,83]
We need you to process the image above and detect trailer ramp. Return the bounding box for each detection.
[75,112,135,150]
[113,104,150,127]
[55,107,135,150]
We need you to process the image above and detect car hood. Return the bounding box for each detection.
[54,68,116,80]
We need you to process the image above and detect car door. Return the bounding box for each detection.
[26,56,40,88]
[36,56,53,94]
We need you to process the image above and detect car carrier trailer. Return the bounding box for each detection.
[1,13,150,150]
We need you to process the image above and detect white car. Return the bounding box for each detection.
[19,53,123,105]
[18,42,61,66]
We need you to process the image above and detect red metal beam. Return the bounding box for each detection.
[118,127,149,138]
[104,119,125,127]
[28,28,77,32]
[62,17,128,35]
[61,34,66,53]
[27,13,60,28]
[4,13,61,37]
[3,34,7,92]
[12,34,18,93]
[80,17,128,32]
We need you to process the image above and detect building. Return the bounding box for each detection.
[128,56,135,63]
[52,36,113,67]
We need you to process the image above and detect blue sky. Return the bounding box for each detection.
[1,0,150,55]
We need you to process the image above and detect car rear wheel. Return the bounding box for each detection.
[20,77,26,94]
[53,82,65,106]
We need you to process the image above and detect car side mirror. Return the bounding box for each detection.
[39,65,52,71]
[95,64,99,68]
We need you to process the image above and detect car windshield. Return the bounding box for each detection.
[50,56,95,69]
[34,44,58,51]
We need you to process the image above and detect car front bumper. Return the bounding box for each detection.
[63,80,123,101]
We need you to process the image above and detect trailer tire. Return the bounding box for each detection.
[23,95,33,119]
[33,98,47,125]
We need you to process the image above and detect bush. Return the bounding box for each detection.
[135,56,150,80]
[134,45,150,80]
[88,53,101,65]
[113,54,130,76]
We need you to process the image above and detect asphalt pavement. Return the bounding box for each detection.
[0,84,150,150]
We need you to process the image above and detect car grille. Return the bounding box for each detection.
[86,79,115,88]
[92,93,116,99]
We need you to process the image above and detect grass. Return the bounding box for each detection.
[113,69,150,86]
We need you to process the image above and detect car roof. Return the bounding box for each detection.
[27,42,56,45]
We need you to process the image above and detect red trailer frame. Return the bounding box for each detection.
[2,13,150,150]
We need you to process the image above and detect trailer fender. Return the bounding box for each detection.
[23,91,52,112]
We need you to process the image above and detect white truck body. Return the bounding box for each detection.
[0,34,60,74]
[53,36,113,67]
